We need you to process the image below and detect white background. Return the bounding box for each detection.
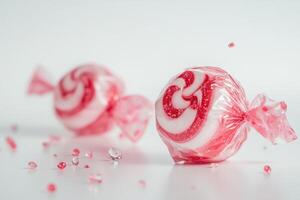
[0,0,300,200]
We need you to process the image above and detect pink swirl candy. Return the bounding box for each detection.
[28,64,152,142]
[155,66,297,164]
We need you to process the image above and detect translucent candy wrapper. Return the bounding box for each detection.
[155,66,297,164]
[28,64,153,142]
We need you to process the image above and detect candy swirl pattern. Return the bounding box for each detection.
[156,70,214,143]
[156,67,251,163]
[53,64,123,135]
[156,67,249,162]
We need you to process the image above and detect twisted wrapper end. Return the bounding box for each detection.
[27,67,55,95]
[247,94,297,144]
[111,95,153,143]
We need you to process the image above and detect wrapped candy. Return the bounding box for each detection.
[155,66,297,164]
[28,64,152,142]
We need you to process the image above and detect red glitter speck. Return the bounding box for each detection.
[28,161,38,169]
[84,164,90,169]
[57,162,67,170]
[138,179,146,188]
[72,148,80,156]
[228,42,235,48]
[6,136,17,150]
[264,165,271,174]
[47,183,56,193]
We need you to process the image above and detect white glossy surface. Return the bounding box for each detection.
[0,125,300,200]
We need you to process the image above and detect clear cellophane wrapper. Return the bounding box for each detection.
[155,67,297,164]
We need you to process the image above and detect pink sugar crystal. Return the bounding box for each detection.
[264,165,271,174]
[47,183,57,193]
[72,148,80,156]
[28,161,38,169]
[57,162,67,170]
[6,136,17,150]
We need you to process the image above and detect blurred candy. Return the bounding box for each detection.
[6,136,17,150]
[155,66,297,164]
[28,64,152,142]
